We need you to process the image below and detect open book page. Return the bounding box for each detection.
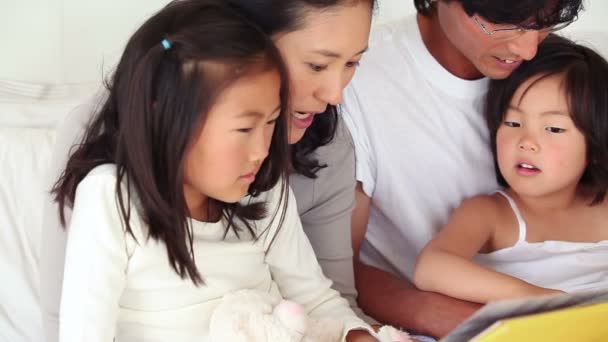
[441,288,608,342]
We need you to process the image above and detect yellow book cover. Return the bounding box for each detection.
[471,302,608,342]
[441,289,608,342]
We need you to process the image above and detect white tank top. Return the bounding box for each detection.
[474,191,608,292]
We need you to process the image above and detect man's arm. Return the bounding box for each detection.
[351,183,482,338]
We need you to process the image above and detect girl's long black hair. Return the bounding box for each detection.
[52,0,291,284]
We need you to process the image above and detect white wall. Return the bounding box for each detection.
[2,0,169,84]
[1,0,606,84]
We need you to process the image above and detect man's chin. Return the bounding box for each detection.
[483,68,515,80]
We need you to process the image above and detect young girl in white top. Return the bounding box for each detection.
[414,35,608,304]
[51,1,375,340]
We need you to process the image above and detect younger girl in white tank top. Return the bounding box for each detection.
[413,35,608,303]
[474,190,608,293]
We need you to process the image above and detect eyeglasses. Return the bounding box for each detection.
[472,15,575,41]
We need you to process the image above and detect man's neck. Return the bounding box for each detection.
[417,11,484,80]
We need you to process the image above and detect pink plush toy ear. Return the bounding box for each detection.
[272,300,308,340]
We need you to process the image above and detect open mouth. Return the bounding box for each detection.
[293,112,314,120]
[517,162,541,174]
[499,58,517,64]
[291,111,317,129]
[494,57,522,68]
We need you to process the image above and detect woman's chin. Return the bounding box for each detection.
[288,127,307,145]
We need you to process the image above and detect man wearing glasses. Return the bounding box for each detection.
[341,0,583,339]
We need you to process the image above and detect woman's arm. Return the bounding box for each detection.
[413,196,560,303]
[59,166,130,342]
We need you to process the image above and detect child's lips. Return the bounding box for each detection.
[516,162,541,175]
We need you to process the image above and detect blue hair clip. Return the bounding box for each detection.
[161,38,172,50]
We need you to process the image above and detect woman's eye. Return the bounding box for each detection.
[236,128,252,133]
[546,127,566,133]
[346,61,360,68]
[308,63,327,72]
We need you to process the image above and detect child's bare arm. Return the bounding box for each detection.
[413,196,561,303]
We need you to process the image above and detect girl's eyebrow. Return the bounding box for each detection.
[539,110,568,117]
[508,105,568,117]
[237,105,281,118]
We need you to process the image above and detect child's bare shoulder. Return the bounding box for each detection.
[457,193,505,217]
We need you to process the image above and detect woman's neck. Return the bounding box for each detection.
[417,11,483,80]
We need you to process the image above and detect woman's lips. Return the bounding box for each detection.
[292,111,317,129]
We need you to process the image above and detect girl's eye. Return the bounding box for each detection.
[236,128,252,133]
[503,121,521,127]
[546,127,566,133]
[308,63,327,72]
[266,118,278,125]
[346,61,361,68]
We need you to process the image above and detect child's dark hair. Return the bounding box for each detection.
[227,0,377,178]
[485,34,608,205]
[415,0,582,30]
[52,0,291,284]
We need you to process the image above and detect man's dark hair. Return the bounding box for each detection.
[415,0,582,29]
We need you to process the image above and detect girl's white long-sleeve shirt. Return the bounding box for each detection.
[59,164,370,341]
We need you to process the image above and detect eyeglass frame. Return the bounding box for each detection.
[472,15,575,38]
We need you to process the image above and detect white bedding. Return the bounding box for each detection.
[0,80,97,342]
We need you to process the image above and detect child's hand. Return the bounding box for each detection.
[345,329,379,341]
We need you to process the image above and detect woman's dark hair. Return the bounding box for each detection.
[485,34,608,205]
[415,0,582,29]
[227,0,377,178]
[52,0,291,284]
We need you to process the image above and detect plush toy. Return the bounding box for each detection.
[208,289,412,342]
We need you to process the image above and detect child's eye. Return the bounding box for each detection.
[546,127,566,133]
[236,128,253,133]
[503,121,521,127]
[308,63,327,72]
[266,117,278,125]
